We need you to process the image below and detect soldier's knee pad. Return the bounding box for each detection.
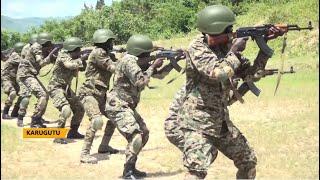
[61,105,72,119]
[20,97,30,109]
[8,91,17,101]
[236,162,256,179]
[91,116,104,131]
[142,129,149,145]
[131,133,143,154]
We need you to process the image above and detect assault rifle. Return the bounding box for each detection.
[153,47,186,72]
[237,66,295,97]
[256,66,295,77]
[211,21,313,57]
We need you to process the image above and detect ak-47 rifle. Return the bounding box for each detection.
[152,47,186,72]
[235,66,295,97]
[256,66,295,77]
[119,46,186,73]
[211,21,313,57]
[227,22,312,99]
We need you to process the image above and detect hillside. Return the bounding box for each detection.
[1,15,71,33]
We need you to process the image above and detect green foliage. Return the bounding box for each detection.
[1,30,22,50]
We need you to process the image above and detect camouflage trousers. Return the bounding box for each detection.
[17,76,48,118]
[164,113,218,165]
[80,93,116,150]
[1,76,19,107]
[182,124,257,179]
[164,113,184,151]
[49,87,84,128]
[105,99,149,165]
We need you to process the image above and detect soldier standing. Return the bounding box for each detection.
[16,32,54,127]
[47,37,87,144]
[79,29,119,164]
[178,5,284,179]
[1,42,25,119]
[104,35,163,179]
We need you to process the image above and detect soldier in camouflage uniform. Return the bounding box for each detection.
[1,42,25,119]
[48,37,87,144]
[178,5,284,179]
[16,32,54,127]
[14,34,39,121]
[105,35,164,179]
[78,29,119,164]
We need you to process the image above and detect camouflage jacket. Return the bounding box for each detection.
[108,54,155,109]
[21,43,31,59]
[1,52,21,80]
[168,85,186,117]
[48,50,83,91]
[17,42,51,79]
[180,35,242,135]
[79,47,117,97]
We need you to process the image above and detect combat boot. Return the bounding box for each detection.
[98,145,119,154]
[80,128,97,163]
[10,104,19,118]
[53,138,68,144]
[30,116,47,128]
[40,117,50,124]
[17,115,24,127]
[80,151,98,164]
[67,125,84,139]
[132,164,147,178]
[122,163,138,180]
[2,106,13,120]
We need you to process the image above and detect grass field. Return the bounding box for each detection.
[1,35,319,179]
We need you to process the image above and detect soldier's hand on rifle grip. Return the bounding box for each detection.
[266,26,286,40]
[230,37,249,53]
[80,53,89,61]
[151,58,164,69]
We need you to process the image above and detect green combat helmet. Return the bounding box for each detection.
[29,34,38,44]
[63,37,83,51]
[126,35,153,56]
[197,5,236,35]
[93,29,117,43]
[37,32,53,45]
[14,42,25,53]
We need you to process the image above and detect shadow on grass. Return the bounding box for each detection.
[147,169,184,178]
[142,146,167,152]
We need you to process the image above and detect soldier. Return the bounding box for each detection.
[78,29,119,164]
[1,42,25,119]
[21,34,38,59]
[178,5,284,179]
[16,32,54,127]
[104,35,163,179]
[48,37,87,144]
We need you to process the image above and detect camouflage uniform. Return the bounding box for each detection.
[164,85,187,151]
[1,52,23,116]
[48,50,85,141]
[105,53,155,168]
[16,42,51,124]
[179,35,257,178]
[78,47,118,161]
